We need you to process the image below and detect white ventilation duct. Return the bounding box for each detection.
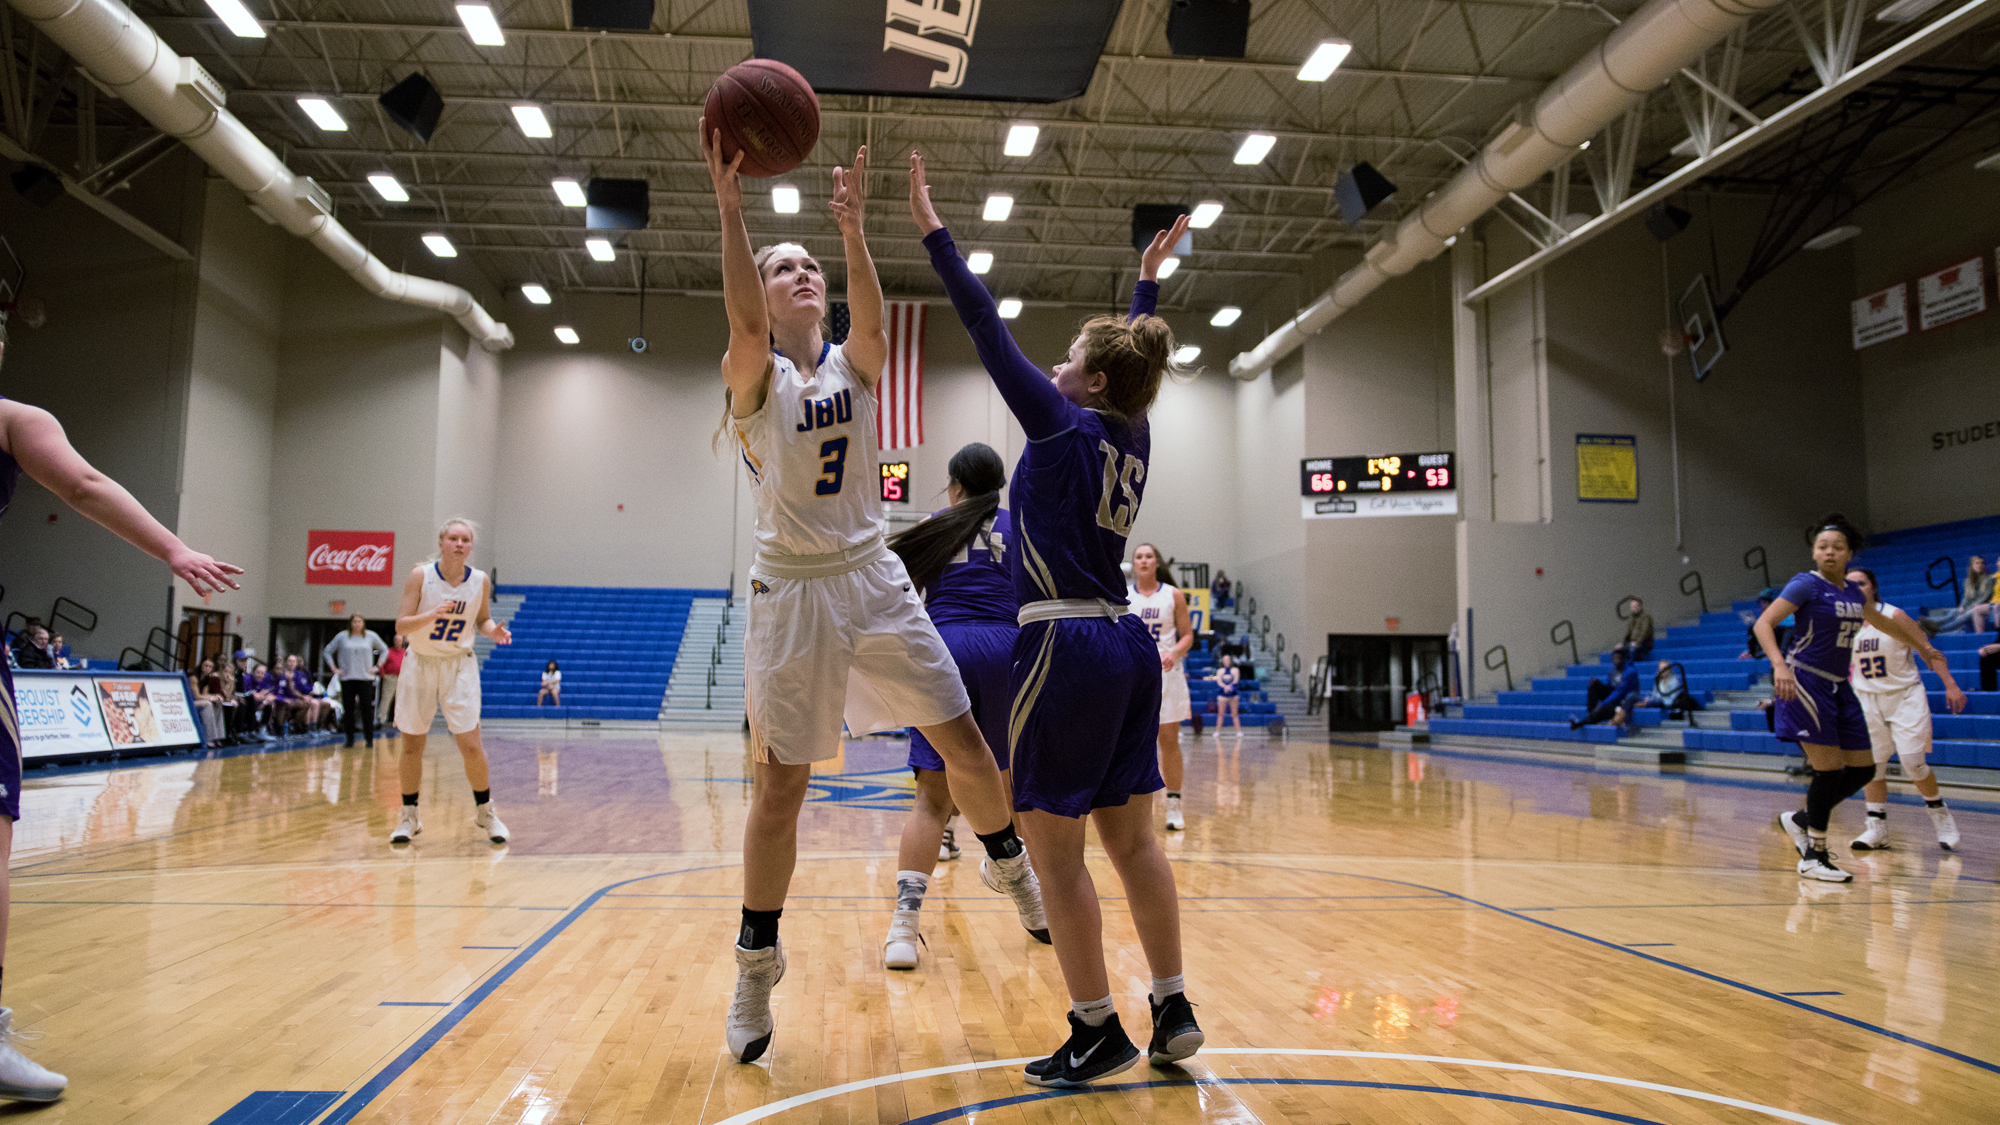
[1229,0,1785,380]
[8,0,515,351]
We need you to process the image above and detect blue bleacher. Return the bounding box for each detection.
[1180,650,1282,727]
[480,585,728,721]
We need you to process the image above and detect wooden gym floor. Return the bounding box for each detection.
[8,726,1998,1124]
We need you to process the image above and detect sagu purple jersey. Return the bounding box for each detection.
[1010,411,1150,606]
[923,507,1018,628]
[1779,570,1867,677]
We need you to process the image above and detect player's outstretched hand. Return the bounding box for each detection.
[491,622,513,646]
[908,150,943,236]
[1140,214,1190,281]
[700,117,744,211]
[169,547,244,599]
[831,145,868,237]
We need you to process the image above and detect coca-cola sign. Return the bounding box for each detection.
[306,530,396,587]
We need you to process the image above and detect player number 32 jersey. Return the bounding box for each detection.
[410,562,486,658]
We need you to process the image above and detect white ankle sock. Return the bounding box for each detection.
[1150,974,1185,1004]
[1072,995,1115,1027]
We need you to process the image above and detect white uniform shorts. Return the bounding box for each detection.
[1859,684,1932,775]
[395,652,482,736]
[745,551,970,765]
[1160,665,1191,724]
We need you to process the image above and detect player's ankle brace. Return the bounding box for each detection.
[739,907,782,950]
[472,788,491,805]
[401,792,420,806]
[976,823,1025,861]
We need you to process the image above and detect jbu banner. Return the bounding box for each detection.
[307,529,396,586]
[748,0,1123,102]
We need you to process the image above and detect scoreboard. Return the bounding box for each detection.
[881,461,910,503]
[1300,452,1456,519]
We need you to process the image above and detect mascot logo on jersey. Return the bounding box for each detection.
[751,579,771,596]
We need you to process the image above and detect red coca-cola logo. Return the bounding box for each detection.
[306,530,396,586]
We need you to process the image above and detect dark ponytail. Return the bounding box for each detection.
[889,443,1007,593]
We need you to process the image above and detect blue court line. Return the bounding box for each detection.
[1217,859,2000,1077]
[897,1077,1668,1125]
[1622,942,1675,947]
[1782,991,1844,997]
[211,1089,342,1125]
[377,1002,450,1007]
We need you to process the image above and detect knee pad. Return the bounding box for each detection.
[1841,764,1878,798]
[1872,759,1890,783]
[1898,750,1932,781]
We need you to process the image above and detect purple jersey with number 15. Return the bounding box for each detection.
[1011,412,1151,606]
[1778,570,1867,677]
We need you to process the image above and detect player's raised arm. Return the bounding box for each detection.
[831,146,887,389]
[704,118,773,414]
[1132,215,1186,320]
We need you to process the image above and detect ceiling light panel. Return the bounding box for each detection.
[422,234,456,257]
[1233,134,1276,165]
[1004,124,1039,157]
[521,283,552,304]
[983,194,1014,221]
[1156,257,1180,278]
[511,105,552,138]
[367,174,409,202]
[997,298,1023,318]
[967,251,994,274]
[552,178,587,207]
[204,0,265,38]
[1189,201,1224,228]
[554,326,580,344]
[586,238,616,262]
[1297,39,1353,81]
[297,98,347,131]
[1210,306,1241,327]
[456,3,506,46]
[1173,345,1201,363]
[772,185,801,213]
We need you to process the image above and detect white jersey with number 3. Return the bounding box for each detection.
[1850,601,1920,695]
[733,343,883,558]
[410,562,486,658]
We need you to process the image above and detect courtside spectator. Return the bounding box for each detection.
[1923,555,1992,634]
[243,661,281,740]
[1639,661,1704,719]
[190,658,229,743]
[378,634,406,728]
[1571,648,1640,730]
[1211,570,1232,609]
[208,658,246,743]
[11,622,53,670]
[1971,575,2000,635]
[50,634,72,668]
[1614,598,1654,663]
[280,655,324,732]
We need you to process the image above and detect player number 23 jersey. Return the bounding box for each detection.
[1850,601,1920,694]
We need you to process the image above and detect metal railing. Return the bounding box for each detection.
[1550,619,1578,666]
[50,596,97,636]
[1483,644,1512,693]
[1680,569,1707,614]
[118,646,159,670]
[1743,546,1769,591]
[1174,562,1210,591]
[1926,555,1960,594]
[1289,652,1301,693]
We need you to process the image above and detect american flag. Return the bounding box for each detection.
[877,301,927,451]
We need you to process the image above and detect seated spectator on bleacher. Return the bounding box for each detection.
[1740,593,1789,658]
[50,633,73,668]
[1211,570,1232,609]
[1981,642,2000,693]
[1638,661,1704,719]
[1571,649,1641,730]
[206,658,246,743]
[279,654,325,732]
[1922,555,1993,635]
[190,658,229,744]
[242,660,281,740]
[1614,599,1654,663]
[11,622,54,670]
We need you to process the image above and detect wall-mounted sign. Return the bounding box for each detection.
[1300,453,1455,519]
[747,0,1123,102]
[880,461,911,503]
[13,671,112,757]
[96,678,199,748]
[307,529,396,586]
[1918,256,1986,331]
[1851,283,1909,349]
[1576,434,1638,503]
[13,670,207,761]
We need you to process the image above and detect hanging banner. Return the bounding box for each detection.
[1918,256,1986,331]
[1576,434,1639,502]
[746,0,1123,102]
[1851,283,1909,349]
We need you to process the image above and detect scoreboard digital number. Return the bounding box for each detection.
[881,461,911,503]
[1300,452,1456,519]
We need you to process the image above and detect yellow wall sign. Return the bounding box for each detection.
[1576,434,1638,503]
[1183,588,1211,636]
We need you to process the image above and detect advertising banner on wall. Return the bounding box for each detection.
[1918,256,1986,331]
[12,672,112,758]
[1851,284,1910,349]
[1576,434,1639,503]
[307,530,396,586]
[95,678,200,749]
[747,0,1124,102]
[12,671,205,762]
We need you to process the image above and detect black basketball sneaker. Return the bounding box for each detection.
[1023,1012,1142,1088]
[1148,992,1204,1065]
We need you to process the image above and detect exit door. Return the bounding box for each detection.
[1324,634,1448,732]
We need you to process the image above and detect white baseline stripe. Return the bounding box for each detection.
[708,1049,1847,1125]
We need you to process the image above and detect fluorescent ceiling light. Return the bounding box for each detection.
[552,178,587,207]
[983,193,1014,222]
[554,326,580,344]
[1233,134,1276,165]
[521,283,552,304]
[1173,345,1201,364]
[204,0,265,38]
[456,3,506,46]
[966,251,994,274]
[367,174,408,202]
[586,237,615,262]
[1802,225,1861,251]
[1189,201,1224,228]
[997,298,1023,319]
[1297,39,1353,82]
[1876,0,1946,21]
[771,184,800,213]
[1003,124,1039,157]
[511,105,552,138]
[1156,257,1181,278]
[1210,306,1241,327]
[297,98,347,131]
[422,234,456,258]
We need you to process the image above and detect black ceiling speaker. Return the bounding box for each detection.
[379,73,444,143]
[1166,0,1250,59]
[1131,203,1193,255]
[587,177,650,230]
[1334,162,1397,228]
[1645,202,1693,242]
[9,164,62,207]
[572,0,654,31]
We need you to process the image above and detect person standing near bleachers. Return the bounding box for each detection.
[1758,515,1960,883]
[1844,567,1964,852]
[703,130,1045,1066]
[322,615,388,749]
[1130,544,1193,831]
[1213,653,1243,733]
[377,634,405,727]
[389,518,511,847]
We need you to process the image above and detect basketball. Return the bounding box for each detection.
[702,59,820,178]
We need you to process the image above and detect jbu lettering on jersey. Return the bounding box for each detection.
[1139,604,1165,639]
[1855,636,1880,654]
[796,389,854,433]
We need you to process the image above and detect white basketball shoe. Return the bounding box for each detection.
[474,802,509,844]
[390,806,421,844]
[0,1009,64,1102]
[980,850,1052,945]
[726,940,785,1063]
[882,909,924,970]
[1930,805,1961,851]
[1850,816,1890,851]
